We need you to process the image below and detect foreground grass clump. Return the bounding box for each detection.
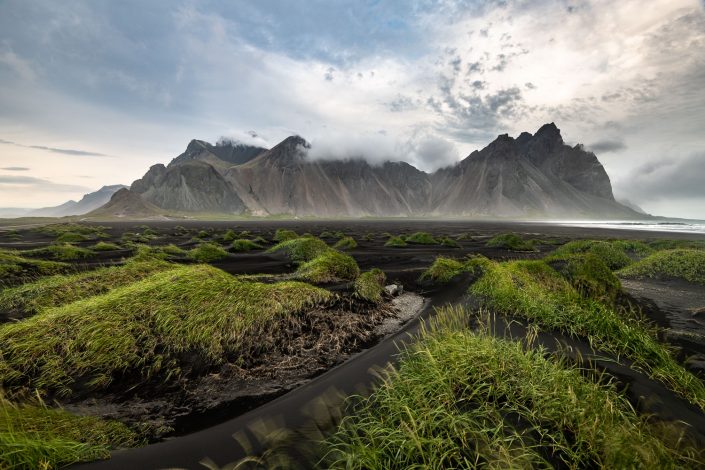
[273,229,298,242]
[23,244,93,261]
[0,251,68,287]
[472,259,705,410]
[333,236,357,250]
[91,241,121,251]
[295,250,360,283]
[230,239,262,252]
[552,240,634,270]
[421,255,492,284]
[405,232,438,245]
[618,249,705,285]
[268,237,329,262]
[188,243,229,262]
[486,232,535,251]
[0,395,139,470]
[0,265,331,396]
[0,259,175,319]
[354,269,386,303]
[384,236,407,247]
[546,253,622,303]
[324,307,690,468]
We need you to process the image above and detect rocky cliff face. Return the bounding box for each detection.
[119,124,638,218]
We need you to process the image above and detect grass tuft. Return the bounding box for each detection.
[23,244,93,261]
[188,243,229,262]
[295,250,360,284]
[354,269,386,303]
[0,265,332,396]
[421,255,491,284]
[231,239,262,252]
[617,249,705,285]
[268,237,329,262]
[273,229,299,242]
[91,241,120,251]
[439,236,460,248]
[405,232,438,245]
[333,236,357,250]
[486,232,535,251]
[552,240,633,270]
[384,236,407,247]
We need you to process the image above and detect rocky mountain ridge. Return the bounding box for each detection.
[95,124,640,219]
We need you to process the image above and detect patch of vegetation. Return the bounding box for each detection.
[318,231,334,239]
[405,232,438,245]
[295,250,360,284]
[55,232,90,243]
[273,229,299,242]
[196,230,210,239]
[38,224,108,238]
[0,259,175,319]
[0,251,69,288]
[354,269,386,303]
[384,236,407,247]
[120,232,151,243]
[546,253,622,303]
[648,239,705,251]
[188,243,229,262]
[23,244,93,261]
[333,236,357,250]
[439,236,460,248]
[0,395,140,470]
[323,306,693,468]
[471,259,705,410]
[552,240,633,270]
[362,233,374,242]
[618,249,705,285]
[486,232,535,251]
[332,231,345,239]
[268,237,329,262]
[251,236,268,245]
[0,265,332,396]
[222,229,237,242]
[421,255,491,284]
[231,239,262,252]
[91,241,120,251]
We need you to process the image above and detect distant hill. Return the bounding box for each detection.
[29,185,127,217]
[86,187,162,218]
[94,124,642,219]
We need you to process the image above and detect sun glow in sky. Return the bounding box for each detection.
[1,0,704,218]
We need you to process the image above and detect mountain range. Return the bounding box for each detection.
[91,123,637,219]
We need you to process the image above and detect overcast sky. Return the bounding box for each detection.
[1,0,704,218]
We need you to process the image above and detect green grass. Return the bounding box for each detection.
[648,239,705,251]
[546,253,622,303]
[91,241,120,251]
[421,255,491,284]
[354,269,386,303]
[0,259,175,319]
[486,232,535,251]
[0,395,140,470]
[268,237,330,262]
[54,232,90,243]
[471,258,705,410]
[405,232,438,245]
[323,306,693,469]
[552,240,636,270]
[439,237,460,248]
[319,231,334,239]
[617,249,705,285]
[273,229,299,242]
[22,244,93,261]
[0,251,69,287]
[188,243,229,262]
[0,265,332,396]
[37,224,108,238]
[295,250,360,284]
[384,236,407,247]
[231,239,262,252]
[222,229,237,242]
[333,236,357,250]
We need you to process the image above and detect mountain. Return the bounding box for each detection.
[29,185,127,217]
[97,124,640,219]
[86,188,162,218]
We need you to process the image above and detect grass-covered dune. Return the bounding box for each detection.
[0,250,69,287]
[0,395,139,470]
[0,264,331,397]
[324,307,695,468]
[486,232,535,251]
[0,259,175,321]
[618,249,705,285]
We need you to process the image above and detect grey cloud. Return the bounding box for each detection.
[0,139,15,145]
[28,145,110,157]
[624,153,705,201]
[587,139,626,153]
[525,82,536,89]
[0,174,90,192]
[324,67,335,81]
[388,94,417,112]
[1,166,29,171]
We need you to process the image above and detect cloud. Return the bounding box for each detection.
[0,138,110,157]
[0,43,37,81]
[587,139,627,153]
[0,174,90,192]
[1,166,29,171]
[623,153,705,201]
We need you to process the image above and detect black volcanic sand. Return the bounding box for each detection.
[1,220,705,469]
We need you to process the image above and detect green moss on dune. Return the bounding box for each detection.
[231,239,262,252]
[0,264,331,396]
[273,229,299,242]
[354,269,386,303]
[618,249,705,285]
[23,244,93,261]
[405,232,438,245]
[295,250,360,284]
[486,232,535,251]
[188,243,229,262]
[333,236,357,250]
[384,236,407,247]
[268,237,329,262]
